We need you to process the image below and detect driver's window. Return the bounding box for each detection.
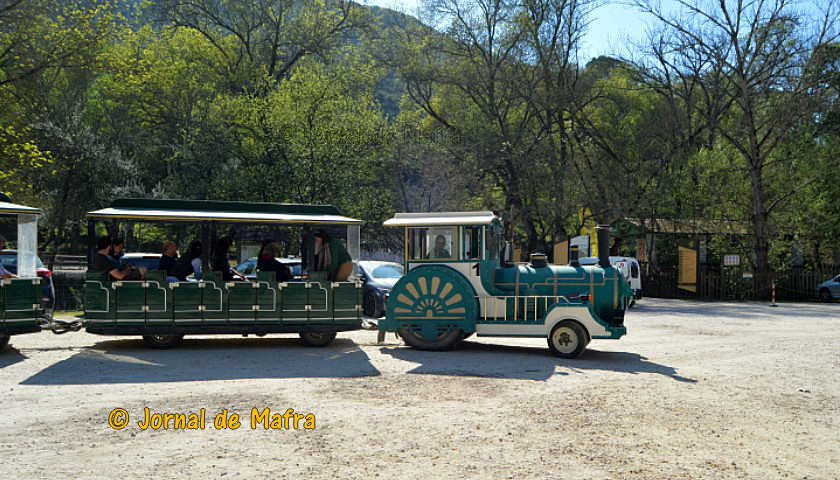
[427,227,455,259]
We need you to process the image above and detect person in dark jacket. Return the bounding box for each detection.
[171,240,202,282]
[157,240,178,277]
[211,237,245,281]
[257,242,293,282]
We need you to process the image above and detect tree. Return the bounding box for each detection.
[631,0,840,289]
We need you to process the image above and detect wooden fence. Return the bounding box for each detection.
[642,265,836,301]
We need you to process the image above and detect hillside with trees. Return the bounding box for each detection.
[1,0,838,290]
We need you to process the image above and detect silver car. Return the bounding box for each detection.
[817,275,840,303]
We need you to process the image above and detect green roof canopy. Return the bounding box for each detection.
[86,198,362,225]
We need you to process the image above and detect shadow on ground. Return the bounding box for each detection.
[0,346,26,369]
[381,340,696,383]
[21,336,381,385]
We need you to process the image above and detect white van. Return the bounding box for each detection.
[578,256,642,303]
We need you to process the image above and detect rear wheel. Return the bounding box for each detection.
[547,321,588,359]
[820,288,833,303]
[142,334,183,349]
[397,328,464,351]
[299,332,336,347]
[0,335,9,351]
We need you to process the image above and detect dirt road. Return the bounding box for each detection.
[1,298,838,479]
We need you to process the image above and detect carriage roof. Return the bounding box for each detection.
[383,211,498,227]
[86,198,363,225]
[0,199,42,216]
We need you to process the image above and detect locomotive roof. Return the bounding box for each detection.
[384,211,497,227]
[86,198,363,225]
[0,200,42,216]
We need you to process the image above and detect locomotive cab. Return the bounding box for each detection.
[381,212,632,358]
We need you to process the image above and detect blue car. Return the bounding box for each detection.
[0,249,55,309]
[358,261,404,318]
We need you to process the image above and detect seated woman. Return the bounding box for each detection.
[257,242,293,282]
[211,236,246,281]
[314,229,352,281]
[170,240,202,282]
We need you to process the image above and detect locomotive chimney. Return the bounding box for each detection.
[596,225,611,268]
[569,245,580,267]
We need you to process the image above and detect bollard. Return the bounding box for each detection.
[770,281,778,307]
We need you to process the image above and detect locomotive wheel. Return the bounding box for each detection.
[142,334,183,349]
[0,335,9,351]
[547,321,588,359]
[397,328,464,351]
[299,332,337,347]
[387,266,477,351]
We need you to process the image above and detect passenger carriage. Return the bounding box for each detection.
[0,193,47,350]
[378,212,633,358]
[83,199,363,349]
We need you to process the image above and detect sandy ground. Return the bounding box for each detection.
[1,298,839,479]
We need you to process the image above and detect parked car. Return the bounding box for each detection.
[358,260,404,318]
[816,274,840,303]
[234,257,305,281]
[0,249,55,309]
[120,253,166,271]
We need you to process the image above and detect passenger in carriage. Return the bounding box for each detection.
[211,236,246,281]
[108,237,126,268]
[257,242,293,282]
[92,236,146,280]
[171,240,202,282]
[314,229,352,281]
[158,240,179,281]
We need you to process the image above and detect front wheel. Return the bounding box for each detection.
[0,335,9,351]
[820,288,833,303]
[299,332,336,347]
[142,334,184,349]
[398,328,464,351]
[547,321,588,359]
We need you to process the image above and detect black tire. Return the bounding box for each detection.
[397,328,464,351]
[363,292,378,317]
[547,320,588,359]
[0,335,9,351]
[142,334,184,349]
[299,332,337,347]
[820,288,833,303]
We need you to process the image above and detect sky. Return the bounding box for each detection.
[361,0,650,63]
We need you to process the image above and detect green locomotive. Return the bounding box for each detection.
[378,212,632,358]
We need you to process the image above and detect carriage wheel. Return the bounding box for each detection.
[299,332,337,347]
[142,334,183,349]
[388,266,476,351]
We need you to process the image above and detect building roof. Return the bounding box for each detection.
[86,198,362,225]
[384,211,498,227]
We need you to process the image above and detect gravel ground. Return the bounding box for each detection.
[1,298,838,479]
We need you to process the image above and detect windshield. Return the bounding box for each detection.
[370,264,404,278]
